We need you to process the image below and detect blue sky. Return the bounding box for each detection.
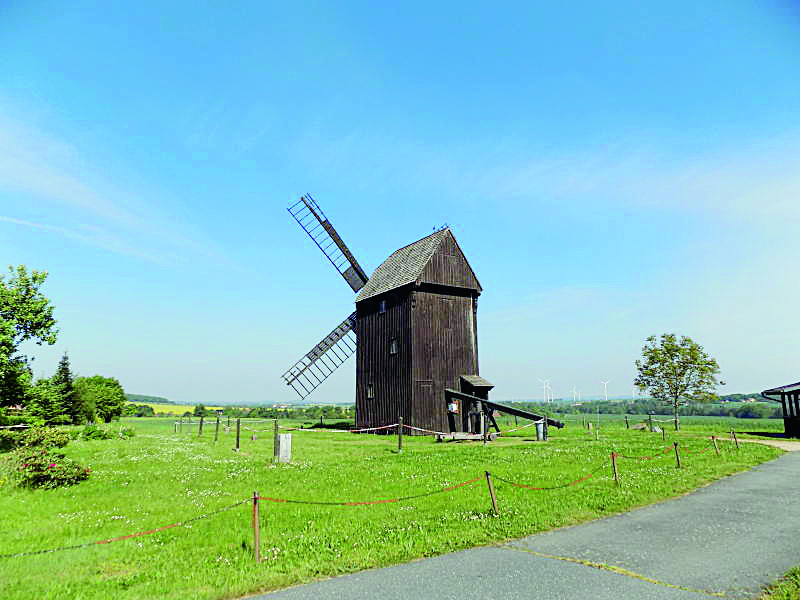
[2,1,799,404]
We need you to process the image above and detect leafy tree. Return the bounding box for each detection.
[0,266,58,408]
[635,334,720,430]
[74,376,125,423]
[134,404,155,417]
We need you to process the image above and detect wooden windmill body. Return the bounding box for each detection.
[353,228,482,433]
[282,196,484,433]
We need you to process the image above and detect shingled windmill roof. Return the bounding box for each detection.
[355,228,481,302]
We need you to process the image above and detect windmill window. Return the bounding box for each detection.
[367,383,375,399]
[379,299,386,314]
[389,338,398,355]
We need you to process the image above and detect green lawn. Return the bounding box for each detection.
[0,416,785,599]
[762,567,800,600]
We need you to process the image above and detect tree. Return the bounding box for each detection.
[635,334,720,431]
[26,379,70,425]
[1,266,58,408]
[52,351,83,423]
[74,376,125,423]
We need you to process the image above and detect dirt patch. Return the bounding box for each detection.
[742,439,800,452]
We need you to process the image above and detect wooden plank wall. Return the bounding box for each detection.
[411,290,478,434]
[355,291,412,429]
[784,392,800,438]
[420,232,480,291]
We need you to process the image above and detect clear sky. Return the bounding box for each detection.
[2,1,799,404]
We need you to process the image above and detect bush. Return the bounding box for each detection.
[0,430,17,453]
[79,424,114,440]
[3,447,90,489]
[15,427,71,449]
[118,426,135,439]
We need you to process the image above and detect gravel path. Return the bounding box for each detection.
[252,451,800,600]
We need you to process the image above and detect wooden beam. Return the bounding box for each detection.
[444,388,564,428]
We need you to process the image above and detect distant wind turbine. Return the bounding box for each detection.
[599,380,610,428]
[537,378,550,403]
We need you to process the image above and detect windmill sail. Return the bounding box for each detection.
[281,312,357,400]
[288,194,369,292]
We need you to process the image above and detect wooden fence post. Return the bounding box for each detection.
[252,491,260,562]
[174,421,177,434]
[732,429,739,450]
[227,416,230,428]
[179,418,183,433]
[398,416,403,452]
[214,417,220,442]
[273,420,279,461]
[662,428,666,442]
[236,418,241,452]
[624,416,629,429]
[712,435,720,455]
[611,452,619,486]
[673,441,681,468]
[648,414,653,431]
[485,471,498,515]
[198,416,204,436]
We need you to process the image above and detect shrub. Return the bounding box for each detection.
[14,427,70,450]
[118,426,135,439]
[0,430,17,453]
[79,424,114,440]
[3,447,90,489]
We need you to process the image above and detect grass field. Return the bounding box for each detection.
[762,567,800,600]
[0,415,786,599]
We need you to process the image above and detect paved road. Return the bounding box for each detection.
[254,452,800,600]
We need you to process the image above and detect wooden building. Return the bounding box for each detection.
[354,228,483,433]
[762,382,800,438]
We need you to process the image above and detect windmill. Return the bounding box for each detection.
[281,194,564,435]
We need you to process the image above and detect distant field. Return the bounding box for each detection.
[126,402,225,414]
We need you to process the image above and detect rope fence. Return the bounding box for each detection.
[0,431,741,562]
[0,498,249,560]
